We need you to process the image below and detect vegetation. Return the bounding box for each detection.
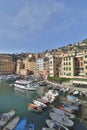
[48,76,70,83]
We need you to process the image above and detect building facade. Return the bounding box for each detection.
[0,55,15,75]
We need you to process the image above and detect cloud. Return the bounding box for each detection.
[0,0,87,41]
[13,1,66,31]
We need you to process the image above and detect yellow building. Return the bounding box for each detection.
[49,55,61,77]
[61,54,75,78]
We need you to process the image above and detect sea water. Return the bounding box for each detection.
[0,82,87,130]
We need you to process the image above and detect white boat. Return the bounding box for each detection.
[50,112,74,127]
[38,80,47,86]
[42,128,55,130]
[52,107,75,119]
[33,99,47,108]
[3,116,20,130]
[0,109,16,128]
[14,80,38,91]
[47,90,59,97]
[46,119,69,130]
[67,95,79,103]
[45,94,55,103]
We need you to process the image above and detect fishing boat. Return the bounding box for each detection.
[50,112,74,127]
[33,99,47,109]
[46,119,69,130]
[0,109,16,128]
[3,116,20,130]
[27,103,42,112]
[26,122,34,130]
[14,80,38,91]
[52,107,75,119]
[14,117,27,130]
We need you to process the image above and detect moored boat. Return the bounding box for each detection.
[57,103,79,114]
[33,99,47,109]
[50,112,74,127]
[26,122,34,130]
[52,107,75,119]
[27,103,42,112]
[36,97,49,104]
[14,117,27,130]
[3,116,20,130]
[42,128,55,130]
[14,80,38,91]
[46,119,69,130]
[0,109,16,128]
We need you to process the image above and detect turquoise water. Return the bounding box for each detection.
[0,82,87,130]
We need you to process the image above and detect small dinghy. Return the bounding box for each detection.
[14,117,27,130]
[50,112,74,127]
[3,116,20,130]
[33,99,47,109]
[52,107,75,119]
[26,122,34,130]
[27,103,42,113]
[46,119,69,130]
[0,109,16,128]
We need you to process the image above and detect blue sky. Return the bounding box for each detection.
[0,0,87,53]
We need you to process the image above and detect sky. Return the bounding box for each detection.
[0,0,87,54]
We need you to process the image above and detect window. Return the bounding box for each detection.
[85,55,87,58]
[85,66,87,69]
[69,67,71,70]
[69,57,71,60]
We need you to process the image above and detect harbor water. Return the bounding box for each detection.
[0,82,87,130]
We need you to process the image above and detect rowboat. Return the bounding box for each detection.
[36,97,49,104]
[57,103,79,114]
[42,128,55,130]
[33,99,47,109]
[14,117,27,130]
[3,116,20,130]
[52,107,75,119]
[50,112,74,127]
[46,119,69,130]
[27,103,42,112]
[0,109,16,128]
[26,122,34,130]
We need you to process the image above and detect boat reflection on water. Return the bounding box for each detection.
[14,87,38,100]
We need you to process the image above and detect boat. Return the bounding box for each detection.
[14,80,38,91]
[52,107,75,119]
[33,99,47,109]
[46,119,69,130]
[46,90,59,97]
[27,103,42,112]
[38,80,47,86]
[42,128,55,130]
[0,109,16,128]
[26,122,34,130]
[57,103,79,114]
[14,117,27,130]
[50,112,74,127]
[36,97,49,104]
[3,116,20,130]
[67,95,79,103]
